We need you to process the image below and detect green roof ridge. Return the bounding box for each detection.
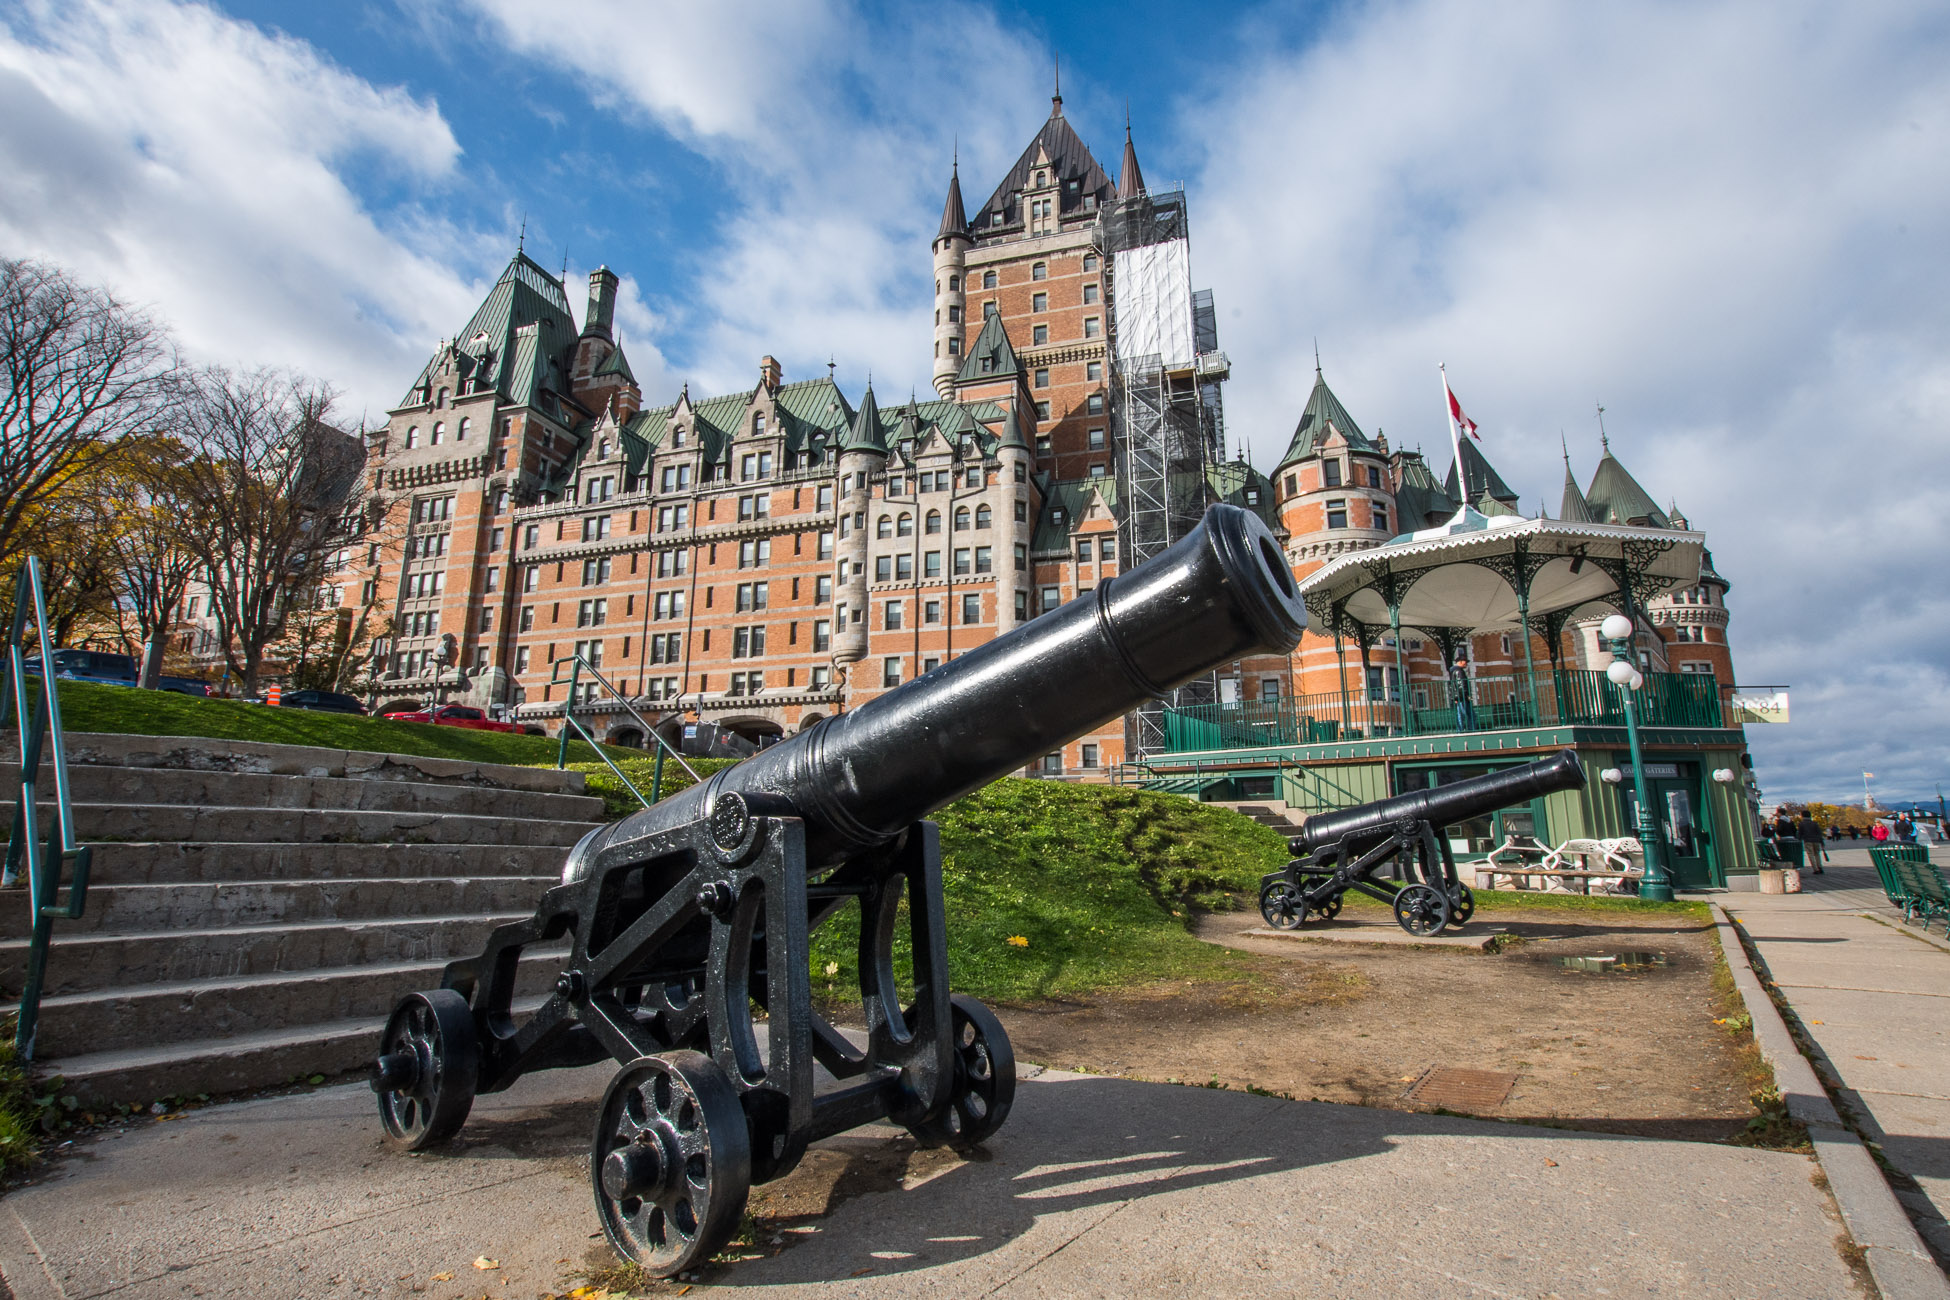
[956,312,1021,384]
[1585,445,1669,527]
[1276,370,1371,470]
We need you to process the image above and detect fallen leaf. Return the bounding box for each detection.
[850,1266,876,1276]
[1543,1158,1558,1167]
[472,1256,500,1270]
[431,1273,454,1282]
[1809,1020,1824,1025]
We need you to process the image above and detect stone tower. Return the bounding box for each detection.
[932,163,970,398]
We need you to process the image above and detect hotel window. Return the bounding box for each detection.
[883,658,901,688]
[1014,499,1027,522]
[1032,292,1047,312]
[1035,401,1051,421]
[884,600,904,630]
[1083,284,1098,304]
[875,556,892,582]
[818,531,834,559]
[975,504,992,528]
[815,575,832,604]
[582,515,610,541]
[1014,543,1027,571]
[954,547,971,575]
[954,506,971,531]
[810,666,831,690]
[577,599,607,627]
[732,626,767,658]
[1034,368,1049,388]
[1014,590,1028,618]
[812,619,831,652]
[1031,262,1047,281]
[1083,317,1099,338]
[514,646,530,674]
[405,426,418,448]
[947,305,961,323]
[1032,325,1048,345]
[1080,743,1099,768]
[896,554,913,580]
[1040,585,1061,612]
[982,270,997,289]
[1088,427,1105,449]
[897,512,913,537]
[739,494,769,521]
[1367,466,1383,487]
[519,606,535,632]
[983,301,998,318]
[925,551,942,578]
[656,550,687,578]
[738,538,772,568]
[961,594,981,624]
[1326,499,1348,529]
[817,484,834,510]
[974,547,993,573]
[753,412,766,436]
[1372,506,1389,531]
[1086,394,1104,415]
[877,515,893,539]
[581,557,611,584]
[1086,360,1102,382]
[1089,464,1106,478]
[735,582,769,611]
[1082,254,1098,272]
[947,336,960,356]
[1036,435,1052,456]
[523,566,539,593]
[1284,473,1297,495]
[1098,537,1116,562]
[924,600,941,624]
[1323,460,1343,487]
[573,639,603,669]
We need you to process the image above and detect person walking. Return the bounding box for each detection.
[1797,811,1826,874]
[1872,820,1890,843]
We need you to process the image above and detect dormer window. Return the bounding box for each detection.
[1245,488,1261,506]
[436,387,449,407]
[1035,170,1047,187]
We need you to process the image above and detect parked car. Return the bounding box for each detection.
[155,675,213,697]
[379,703,517,732]
[22,649,138,686]
[280,689,367,715]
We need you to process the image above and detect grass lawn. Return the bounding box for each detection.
[50,680,638,767]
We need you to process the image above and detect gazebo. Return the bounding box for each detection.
[1294,510,1709,740]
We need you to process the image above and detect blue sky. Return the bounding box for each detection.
[2,0,1947,805]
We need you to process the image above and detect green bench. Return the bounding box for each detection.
[1871,845,1949,934]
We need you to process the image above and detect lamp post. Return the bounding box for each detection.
[1600,612,1674,901]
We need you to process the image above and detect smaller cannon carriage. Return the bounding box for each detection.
[1258,749,1587,936]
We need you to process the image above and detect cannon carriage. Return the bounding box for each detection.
[1257,749,1588,936]
[369,503,1307,1275]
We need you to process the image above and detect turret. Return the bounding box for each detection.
[834,384,887,665]
[932,163,970,398]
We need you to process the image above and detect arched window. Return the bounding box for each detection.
[975,504,992,529]
[436,387,449,407]
[598,438,609,459]
[983,270,997,289]
[1031,262,1047,281]
[954,506,971,531]
[456,418,470,442]
[925,510,941,535]
[431,422,444,445]
[876,516,893,539]
[948,274,960,291]
[753,412,766,436]
[897,512,913,537]
[405,426,419,448]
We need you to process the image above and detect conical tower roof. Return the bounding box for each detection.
[838,383,886,453]
[1585,440,1669,527]
[937,162,968,242]
[593,342,635,383]
[1118,124,1146,199]
[996,401,1029,450]
[1276,367,1372,470]
[969,105,1116,232]
[1442,440,1520,508]
[1559,447,1594,522]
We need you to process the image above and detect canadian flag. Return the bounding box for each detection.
[1446,380,1481,442]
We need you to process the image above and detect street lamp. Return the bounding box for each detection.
[1600,612,1674,901]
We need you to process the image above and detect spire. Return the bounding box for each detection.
[1052,53,1062,115]
[840,382,887,453]
[997,401,1029,450]
[1585,437,1669,527]
[937,157,968,241]
[1117,117,1146,199]
[1559,438,1594,523]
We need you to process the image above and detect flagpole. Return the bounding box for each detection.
[1440,363,1467,522]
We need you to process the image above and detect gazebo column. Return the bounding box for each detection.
[1389,603,1411,736]
[1516,586,1541,726]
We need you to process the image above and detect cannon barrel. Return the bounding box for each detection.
[1297,748,1586,855]
[585,503,1306,870]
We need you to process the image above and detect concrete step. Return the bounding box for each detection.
[77,840,571,886]
[12,951,565,1059]
[52,765,605,822]
[0,912,536,995]
[4,803,601,847]
[37,732,588,795]
[0,876,554,939]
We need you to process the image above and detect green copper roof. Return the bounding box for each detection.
[593,343,635,383]
[1585,444,1669,527]
[1476,489,1520,518]
[840,384,885,453]
[1391,453,1456,530]
[938,164,968,241]
[957,312,1021,384]
[1442,439,1520,507]
[996,402,1029,450]
[1277,370,1372,470]
[1558,456,1594,522]
[1033,478,1118,552]
[1205,459,1279,527]
[403,252,578,415]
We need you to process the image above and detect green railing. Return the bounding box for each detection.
[3,557,93,1059]
[550,656,700,810]
[1161,668,1724,754]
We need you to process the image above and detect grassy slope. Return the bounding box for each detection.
[51,680,636,766]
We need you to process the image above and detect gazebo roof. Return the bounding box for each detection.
[1297,515,1705,636]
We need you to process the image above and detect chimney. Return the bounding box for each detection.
[584,266,618,340]
[759,355,783,392]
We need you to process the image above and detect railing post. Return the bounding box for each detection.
[557,658,582,770]
[652,744,666,805]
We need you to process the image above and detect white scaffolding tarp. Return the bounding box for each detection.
[1111,239,1193,369]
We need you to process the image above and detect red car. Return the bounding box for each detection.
[380,703,519,733]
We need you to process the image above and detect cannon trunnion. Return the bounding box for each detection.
[1258,749,1588,937]
[369,504,1306,1276]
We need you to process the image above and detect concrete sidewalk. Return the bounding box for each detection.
[1727,847,1950,1274]
[0,1059,1864,1299]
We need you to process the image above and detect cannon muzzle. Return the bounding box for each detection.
[583,502,1306,871]
[1296,748,1586,855]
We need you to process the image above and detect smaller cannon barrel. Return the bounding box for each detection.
[1298,748,1586,855]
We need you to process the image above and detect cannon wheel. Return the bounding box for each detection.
[909,995,1016,1151]
[373,989,478,1150]
[1449,884,1476,925]
[1259,879,1306,929]
[1393,883,1451,937]
[591,1052,751,1278]
[1306,875,1345,920]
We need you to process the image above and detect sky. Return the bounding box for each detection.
[1,0,1945,804]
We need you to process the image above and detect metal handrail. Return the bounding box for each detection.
[2,557,92,1059]
[548,656,701,809]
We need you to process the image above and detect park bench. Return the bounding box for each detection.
[1479,836,1644,895]
[1868,844,1921,909]
[1880,849,1949,935]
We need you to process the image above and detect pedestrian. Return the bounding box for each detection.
[1872,820,1890,843]
[1896,814,1915,842]
[1797,811,1826,874]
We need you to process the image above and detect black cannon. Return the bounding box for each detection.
[1258,749,1586,936]
[370,503,1305,1275]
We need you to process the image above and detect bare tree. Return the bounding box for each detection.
[99,435,202,686]
[174,368,366,695]
[0,259,179,575]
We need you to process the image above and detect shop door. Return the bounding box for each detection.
[1623,762,1717,890]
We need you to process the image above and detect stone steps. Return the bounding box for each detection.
[3,733,601,1104]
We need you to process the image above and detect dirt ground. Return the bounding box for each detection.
[992,901,1770,1143]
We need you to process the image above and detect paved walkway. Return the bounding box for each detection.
[1726,846,1950,1273]
[0,1061,1862,1299]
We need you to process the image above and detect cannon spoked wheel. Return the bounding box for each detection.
[1393,883,1452,937]
[1259,879,1306,929]
[1448,884,1476,925]
[592,1052,751,1278]
[909,995,1016,1151]
[1303,875,1344,920]
[372,989,478,1150]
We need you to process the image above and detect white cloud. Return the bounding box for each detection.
[1187,0,1950,801]
[0,0,483,421]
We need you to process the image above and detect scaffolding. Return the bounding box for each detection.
[1100,185,1228,759]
